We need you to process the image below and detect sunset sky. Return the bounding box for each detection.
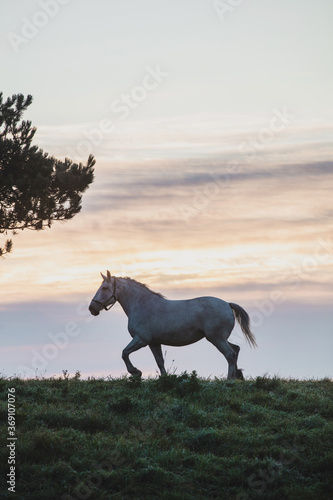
[1,0,332,379]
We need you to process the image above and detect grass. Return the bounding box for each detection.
[0,372,332,499]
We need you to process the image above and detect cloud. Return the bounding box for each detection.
[80,159,332,244]
[95,159,333,193]
[2,115,332,318]
[34,113,333,162]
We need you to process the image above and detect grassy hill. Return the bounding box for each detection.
[0,373,332,499]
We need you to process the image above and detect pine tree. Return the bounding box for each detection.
[0,93,95,256]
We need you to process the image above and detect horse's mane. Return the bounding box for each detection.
[121,277,165,298]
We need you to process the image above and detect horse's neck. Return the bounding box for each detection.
[117,279,149,317]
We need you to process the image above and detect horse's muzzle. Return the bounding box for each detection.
[89,304,100,316]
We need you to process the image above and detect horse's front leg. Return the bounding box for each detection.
[149,344,166,376]
[122,336,147,377]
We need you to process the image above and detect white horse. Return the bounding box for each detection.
[89,271,257,379]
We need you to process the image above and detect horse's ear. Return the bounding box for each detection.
[101,272,107,281]
[107,270,112,281]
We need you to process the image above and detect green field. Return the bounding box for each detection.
[0,373,332,499]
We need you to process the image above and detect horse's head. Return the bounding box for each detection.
[89,270,117,316]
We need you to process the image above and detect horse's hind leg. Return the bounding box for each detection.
[228,342,240,362]
[228,342,244,380]
[208,337,237,379]
[149,344,166,376]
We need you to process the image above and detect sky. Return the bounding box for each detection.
[1,0,332,380]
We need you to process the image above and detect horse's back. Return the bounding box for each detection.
[134,295,234,333]
[168,296,233,317]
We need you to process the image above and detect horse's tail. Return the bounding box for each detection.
[229,303,257,348]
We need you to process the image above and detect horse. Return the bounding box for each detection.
[89,271,257,379]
